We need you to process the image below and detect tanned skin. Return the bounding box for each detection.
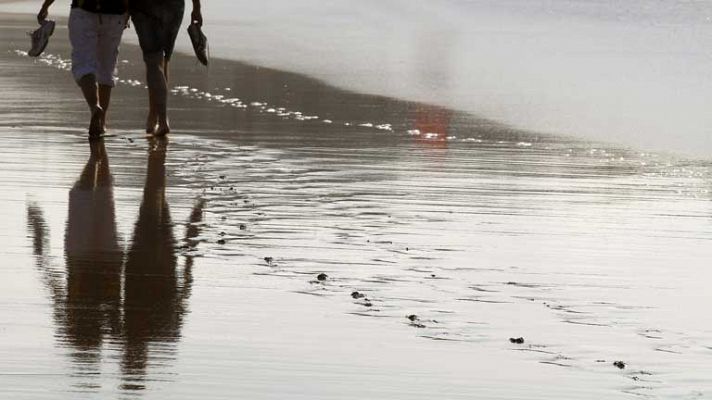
[145,0,202,136]
[37,0,130,135]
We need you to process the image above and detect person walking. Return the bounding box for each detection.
[129,0,203,136]
[37,0,129,137]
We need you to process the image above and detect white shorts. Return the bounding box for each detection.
[68,8,125,87]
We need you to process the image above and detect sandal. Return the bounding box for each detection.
[187,21,209,66]
[28,19,55,57]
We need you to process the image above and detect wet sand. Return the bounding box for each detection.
[2,13,712,399]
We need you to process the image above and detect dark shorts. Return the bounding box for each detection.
[130,4,184,61]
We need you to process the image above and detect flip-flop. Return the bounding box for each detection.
[187,22,209,66]
[28,20,55,57]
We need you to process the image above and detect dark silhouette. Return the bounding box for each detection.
[26,138,205,394]
[63,140,123,373]
[120,138,198,390]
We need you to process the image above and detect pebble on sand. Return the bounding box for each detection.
[317,273,328,281]
[407,314,419,322]
[239,224,247,230]
[613,361,626,369]
[351,291,365,299]
[509,337,525,344]
[264,257,273,264]
[217,239,226,245]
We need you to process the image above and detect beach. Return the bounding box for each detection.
[1,9,712,400]
[4,0,712,155]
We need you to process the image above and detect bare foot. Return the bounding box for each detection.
[154,121,170,137]
[146,112,158,134]
[88,106,104,138]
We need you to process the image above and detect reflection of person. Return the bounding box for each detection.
[129,0,203,135]
[121,138,193,387]
[26,140,123,380]
[64,140,123,355]
[37,0,129,136]
[26,139,204,394]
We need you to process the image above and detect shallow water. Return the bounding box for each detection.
[2,17,712,399]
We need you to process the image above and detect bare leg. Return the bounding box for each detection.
[145,53,169,135]
[98,84,112,133]
[164,57,170,81]
[155,58,171,136]
[145,96,158,134]
[78,74,103,137]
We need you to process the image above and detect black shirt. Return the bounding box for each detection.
[71,0,126,15]
[129,0,185,15]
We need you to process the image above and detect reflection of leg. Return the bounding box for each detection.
[146,136,168,187]
[65,138,122,376]
[78,74,104,137]
[121,136,177,386]
[88,139,114,187]
[145,53,168,135]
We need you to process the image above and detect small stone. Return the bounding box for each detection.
[406,314,419,322]
[431,274,436,278]
[362,301,373,307]
[264,257,273,264]
[509,337,525,344]
[351,291,365,299]
[217,239,226,245]
[128,138,134,143]
[317,273,328,281]
[613,361,626,369]
[219,231,226,236]
[219,175,226,179]
[239,224,247,230]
